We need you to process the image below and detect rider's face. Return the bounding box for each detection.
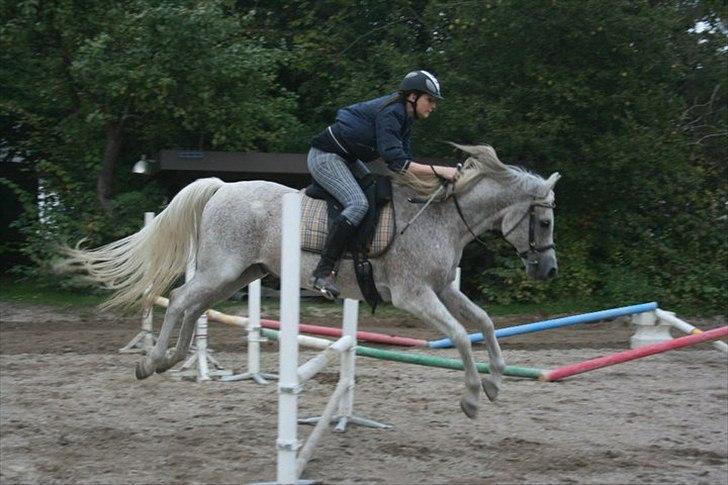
[416,95,438,118]
[407,93,438,119]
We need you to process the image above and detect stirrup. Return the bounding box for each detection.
[311,273,340,300]
[316,285,337,300]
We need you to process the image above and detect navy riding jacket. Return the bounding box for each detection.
[311,93,415,173]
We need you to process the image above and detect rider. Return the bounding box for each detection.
[308,70,459,299]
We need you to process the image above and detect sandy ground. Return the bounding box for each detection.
[1,300,726,485]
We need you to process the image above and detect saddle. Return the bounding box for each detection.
[301,174,396,312]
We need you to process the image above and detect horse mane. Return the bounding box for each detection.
[392,143,548,197]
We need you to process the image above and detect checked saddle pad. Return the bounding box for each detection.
[300,192,396,258]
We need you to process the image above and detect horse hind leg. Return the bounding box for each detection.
[153,264,268,374]
[136,286,185,379]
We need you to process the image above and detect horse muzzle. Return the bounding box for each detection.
[524,252,558,281]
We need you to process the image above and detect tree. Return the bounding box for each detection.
[1,0,298,209]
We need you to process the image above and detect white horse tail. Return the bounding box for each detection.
[59,177,225,311]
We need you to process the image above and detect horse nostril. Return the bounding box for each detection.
[547,267,557,279]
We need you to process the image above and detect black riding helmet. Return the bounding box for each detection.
[399,70,444,99]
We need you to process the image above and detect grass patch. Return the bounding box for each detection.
[0,278,108,308]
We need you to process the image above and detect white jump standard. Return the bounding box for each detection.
[168,248,233,381]
[273,192,388,484]
[297,298,391,431]
[221,279,278,384]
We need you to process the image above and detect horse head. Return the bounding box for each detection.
[450,143,560,281]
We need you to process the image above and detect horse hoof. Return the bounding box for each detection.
[482,377,500,402]
[459,397,479,419]
[135,361,154,380]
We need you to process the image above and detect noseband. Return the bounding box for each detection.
[502,200,556,260]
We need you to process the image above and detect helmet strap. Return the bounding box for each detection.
[408,93,422,119]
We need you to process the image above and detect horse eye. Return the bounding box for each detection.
[540,219,551,228]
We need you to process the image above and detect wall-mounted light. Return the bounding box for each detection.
[132,155,157,175]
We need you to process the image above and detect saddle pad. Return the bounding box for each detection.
[300,194,395,258]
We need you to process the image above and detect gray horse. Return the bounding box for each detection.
[61,143,560,418]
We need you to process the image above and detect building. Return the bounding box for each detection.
[149,150,312,196]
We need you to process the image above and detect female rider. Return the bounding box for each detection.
[308,70,458,299]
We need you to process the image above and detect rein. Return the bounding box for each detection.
[452,193,491,248]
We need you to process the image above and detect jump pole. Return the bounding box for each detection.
[257,327,544,380]
[655,309,728,353]
[276,191,303,483]
[221,278,279,383]
[354,346,544,380]
[152,297,546,381]
[428,302,659,348]
[541,325,728,382]
[259,318,427,347]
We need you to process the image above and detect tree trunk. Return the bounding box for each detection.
[97,120,124,210]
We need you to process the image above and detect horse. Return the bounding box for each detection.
[60,143,560,419]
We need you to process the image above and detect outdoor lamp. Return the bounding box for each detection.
[132,155,155,175]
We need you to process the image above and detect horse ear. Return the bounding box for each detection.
[544,172,561,193]
[448,142,492,158]
[447,142,503,166]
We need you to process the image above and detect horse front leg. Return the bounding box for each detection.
[392,286,483,419]
[438,285,506,402]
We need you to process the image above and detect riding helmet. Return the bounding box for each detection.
[400,70,444,99]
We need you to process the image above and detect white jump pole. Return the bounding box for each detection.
[297,297,389,431]
[169,241,233,381]
[120,212,158,354]
[221,278,278,383]
[656,309,728,353]
[335,299,358,432]
[269,193,390,484]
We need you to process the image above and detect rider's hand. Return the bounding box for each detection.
[406,161,460,181]
[432,166,460,181]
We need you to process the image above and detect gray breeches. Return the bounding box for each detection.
[307,147,369,226]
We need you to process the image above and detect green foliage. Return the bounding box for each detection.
[413,0,727,312]
[1,0,725,312]
[1,0,299,277]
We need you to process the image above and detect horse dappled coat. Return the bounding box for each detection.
[60,144,560,418]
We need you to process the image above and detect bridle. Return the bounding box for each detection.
[452,194,555,261]
[409,165,556,263]
[500,200,556,261]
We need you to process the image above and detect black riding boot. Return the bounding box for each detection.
[311,215,357,299]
